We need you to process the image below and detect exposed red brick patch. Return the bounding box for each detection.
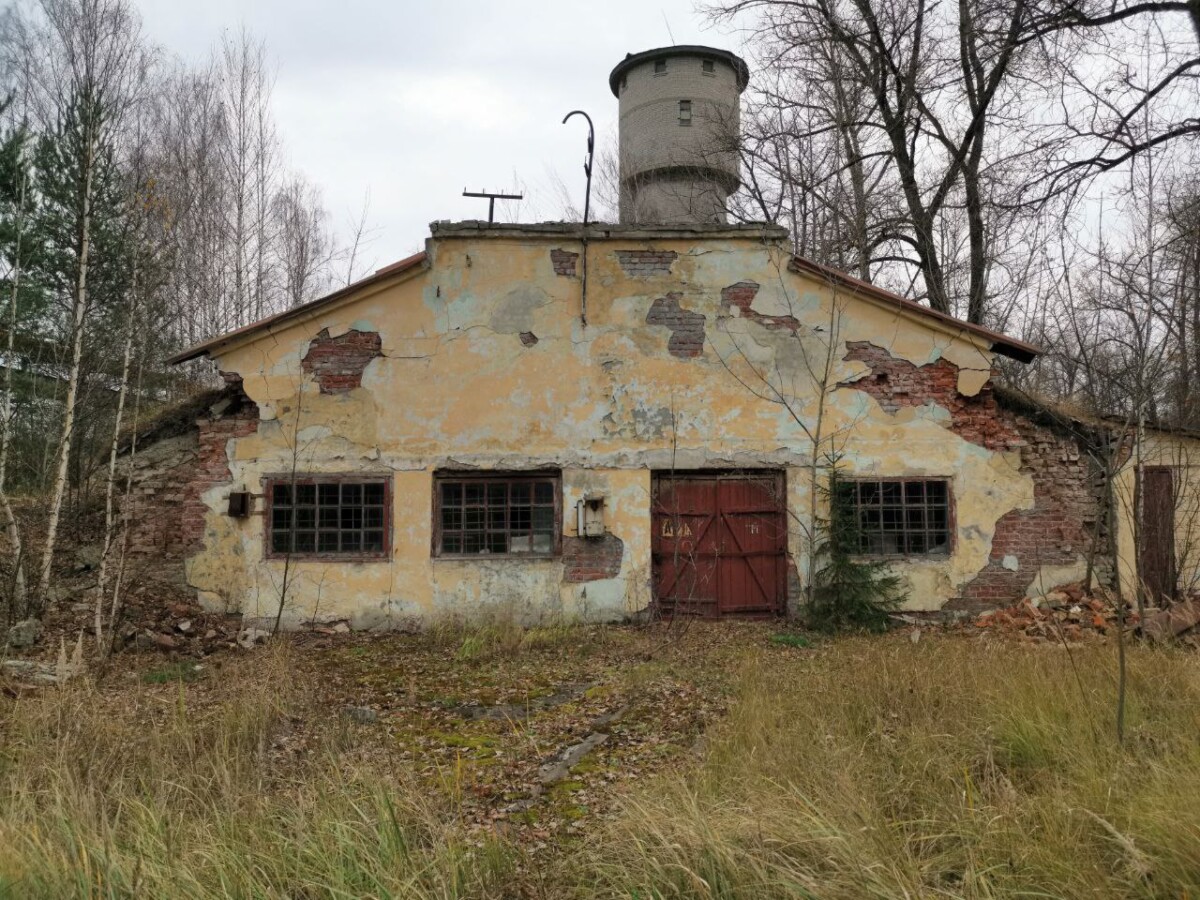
[301,328,382,394]
[841,341,1020,452]
[949,417,1104,613]
[719,281,801,332]
[563,534,624,582]
[842,341,1107,612]
[551,248,578,277]
[616,250,677,276]
[123,386,260,572]
[520,331,539,347]
[646,293,706,358]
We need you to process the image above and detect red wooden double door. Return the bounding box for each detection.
[651,471,788,618]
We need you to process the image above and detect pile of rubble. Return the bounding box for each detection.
[974,594,1128,641]
[972,585,1200,644]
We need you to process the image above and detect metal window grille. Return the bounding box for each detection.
[840,479,951,555]
[268,477,389,558]
[435,475,560,556]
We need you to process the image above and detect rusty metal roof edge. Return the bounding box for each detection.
[787,255,1041,363]
[166,252,429,365]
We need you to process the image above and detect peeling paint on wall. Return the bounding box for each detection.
[645,293,706,359]
[616,249,677,276]
[550,248,578,277]
[145,227,1134,628]
[720,280,801,332]
[301,329,382,394]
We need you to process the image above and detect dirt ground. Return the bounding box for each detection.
[6,606,774,849]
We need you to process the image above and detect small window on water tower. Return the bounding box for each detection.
[678,100,692,125]
[654,58,667,75]
[702,59,715,74]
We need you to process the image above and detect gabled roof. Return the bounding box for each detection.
[167,229,1040,366]
[166,252,429,365]
[787,256,1040,363]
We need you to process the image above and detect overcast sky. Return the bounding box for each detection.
[136,0,741,270]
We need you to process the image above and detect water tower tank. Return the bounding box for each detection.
[609,46,749,225]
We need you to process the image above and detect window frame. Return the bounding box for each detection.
[701,59,715,75]
[263,473,392,562]
[432,471,563,560]
[653,58,667,75]
[678,99,693,125]
[840,477,955,559]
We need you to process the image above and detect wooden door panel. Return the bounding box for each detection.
[652,472,786,618]
[1140,467,1176,604]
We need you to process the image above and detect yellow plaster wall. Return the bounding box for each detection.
[186,231,1043,627]
[1114,432,1200,600]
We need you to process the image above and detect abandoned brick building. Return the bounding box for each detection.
[125,46,1200,628]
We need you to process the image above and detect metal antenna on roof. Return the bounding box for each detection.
[461,188,523,224]
[661,9,677,45]
[561,111,594,227]
[561,110,595,327]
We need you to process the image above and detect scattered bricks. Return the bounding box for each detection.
[550,248,579,277]
[615,249,678,276]
[563,534,624,583]
[646,293,706,359]
[301,328,382,394]
[971,593,1123,640]
[719,281,801,332]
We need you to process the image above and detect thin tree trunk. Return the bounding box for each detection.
[95,262,137,646]
[107,352,145,654]
[36,135,95,611]
[0,165,29,617]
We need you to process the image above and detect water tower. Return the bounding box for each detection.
[609,46,749,225]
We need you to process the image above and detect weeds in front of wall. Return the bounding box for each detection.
[0,642,515,899]
[5,629,1200,898]
[563,636,1200,899]
[428,605,597,662]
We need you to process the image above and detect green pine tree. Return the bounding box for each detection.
[806,459,907,633]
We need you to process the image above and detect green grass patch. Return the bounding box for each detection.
[770,632,812,649]
[141,662,202,684]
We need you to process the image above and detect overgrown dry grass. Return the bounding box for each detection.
[1,628,1198,898]
[569,636,1200,899]
[0,644,514,898]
